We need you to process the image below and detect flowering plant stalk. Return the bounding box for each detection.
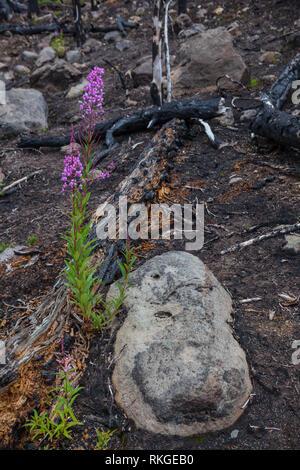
[62,67,135,329]
[24,343,83,443]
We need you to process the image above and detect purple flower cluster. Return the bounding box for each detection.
[62,126,84,192]
[80,66,104,121]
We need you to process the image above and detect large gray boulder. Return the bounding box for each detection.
[0,88,47,138]
[172,28,248,92]
[107,251,252,436]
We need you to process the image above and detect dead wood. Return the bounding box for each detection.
[0,17,139,36]
[0,119,188,394]
[18,97,225,150]
[221,222,300,255]
[251,94,300,149]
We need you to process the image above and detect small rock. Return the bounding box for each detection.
[136,6,145,15]
[66,49,81,64]
[60,142,81,154]
[35,46,56,67]
[196,7,207,20]
[227,21,241,38]
[0,245,26,265]
[262,74,276,85]
[294,18,300,28]
[231,429,239,439]
[115,39,133,52]
[214,6,224,15]
[229,176,243,185]
[175,13,193,32]
[128,16,141,23]
[14,64,30,75]
[215,107,234,126]
[178,24,206,39]
[82,38,102,53]
[259,51,281,64]
[0,62,8,72]
[0,88,48,138]
[125,98,138,106]
[240,109,257,122]
[22,50,38,64]
[283,234,300,255]
[66,79,88,99]
[104,30,122,43]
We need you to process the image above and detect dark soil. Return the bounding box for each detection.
[0,0,299,451]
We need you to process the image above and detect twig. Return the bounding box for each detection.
[0,169,42,195]
[221,223,300,255]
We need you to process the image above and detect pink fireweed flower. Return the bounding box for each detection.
[80,66,104,122]
[62,126,84,192]
[56,355,75,373]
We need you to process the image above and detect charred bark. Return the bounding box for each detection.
[268,53,300,109]
[18,98,225,149]
[178,0,187,15]
[28,0,39,18]
[0,18,139,35]
[251,94,300,149]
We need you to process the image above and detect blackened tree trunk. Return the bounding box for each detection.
[151,0,163,107]
[72,0,85,46]
[178,0,187,15]
[28,0,39,18]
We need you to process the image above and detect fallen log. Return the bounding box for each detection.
[251,94,300,149]
[268,53,300,109]
[18,98,226,149]
[0,16,139,35]
[221,222,300,255]
[0,119,188,398]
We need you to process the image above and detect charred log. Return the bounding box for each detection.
[18,98,225,149]
[269,53,300,109]
[0,17,139,35]
[251,94,300,149]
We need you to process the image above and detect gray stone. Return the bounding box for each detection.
[104,30,122,43]
[172,28,248,91]
[115,39,133,52]
[0,88,47,138]
[108,251,252,436]
[14,64,30,75]
[66,49,82,64]
[259,51,281,64]
[22,50,38,64]
[175,13,193,32]
[66,79,88,99]
[229,176,243,186]
[215,107,234,126]
[240,109,257,122]
[178,23,206,39]
[35,46,56,67]
[0,245,25,265]
[31,59,81,89]
[283,234,300,255]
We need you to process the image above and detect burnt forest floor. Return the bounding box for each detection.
[0,0,299,451]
